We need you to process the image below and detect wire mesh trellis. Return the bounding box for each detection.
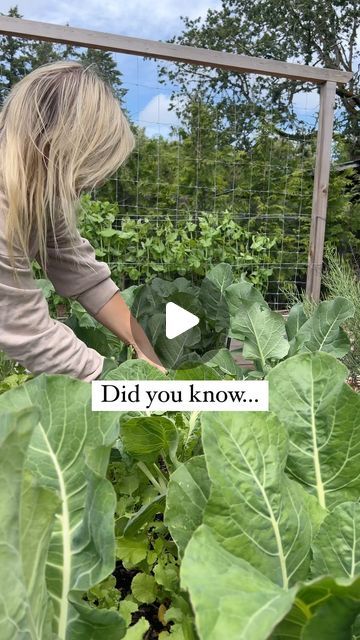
[87,52,320,310]
[0,19,350,312]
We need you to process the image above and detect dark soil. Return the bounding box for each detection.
[113,560,172,638]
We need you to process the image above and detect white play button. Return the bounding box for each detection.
[165,302,199,339]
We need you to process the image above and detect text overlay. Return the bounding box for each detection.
[92,380,269,412]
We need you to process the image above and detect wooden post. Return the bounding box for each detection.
[306,80,337,302]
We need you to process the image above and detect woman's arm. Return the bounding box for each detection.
[94,292,166,373]
[38,212,165,372]
[0,250,106,381]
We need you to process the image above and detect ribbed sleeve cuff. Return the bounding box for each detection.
[75,278,120,316]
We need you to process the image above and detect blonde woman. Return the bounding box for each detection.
[0,60,165,381]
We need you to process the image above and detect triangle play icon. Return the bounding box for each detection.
[165,302,200,339]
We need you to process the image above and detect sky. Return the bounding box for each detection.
[0,0,322,136]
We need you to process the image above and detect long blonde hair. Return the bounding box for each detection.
[0,59,135,274]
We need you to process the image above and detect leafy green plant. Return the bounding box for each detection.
[280,243,360,384]
[47,263,356,383]
[31,269,71,318]
[120,263,355,376]
[0,350,33,395]
[165,352,360,638]
[1,324,359,638]
[0,374,126,639]
[63,300,130,363]
[0,263,358,639]
[77,194,279,290]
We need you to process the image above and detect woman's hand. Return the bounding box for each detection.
[133,345,167,374]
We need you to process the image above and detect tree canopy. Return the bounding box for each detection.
[158,0,359,157]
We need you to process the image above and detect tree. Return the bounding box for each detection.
[27,38,77,68]
[0,6,32,104]
[158,0,360,157]
[0,6,128,110]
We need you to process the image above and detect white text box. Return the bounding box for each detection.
[92,380,268,412]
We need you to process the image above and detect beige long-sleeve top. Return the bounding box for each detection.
[0,190,120,381]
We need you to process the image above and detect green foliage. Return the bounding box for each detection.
[268,353,360,510]
[0,371,33,394]
[88,127,358,299]
[281,243,360,381]
[0,374,126,639]
[63,299,130,362]
[322,244,360,380]
[0,350,33,395]
[171,353,360,639]
[159,0,359,153]
[46,264,356,381]
[77,194,279,289]
[31,272,71,317]
[130,265,354,374]
[1,268,358,639]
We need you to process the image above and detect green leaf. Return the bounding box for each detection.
[229,302,289,370]
[285,303,308,341]
[148,313,166,344]
[173,363,221,380]
[268,352,360,509]
[124,494,166,537]
[0,375,123,638]
[200,263,232,330]
[271,575,360,640]
[154,326,202,370]
[131,284,162,320]
[154,557,179,592]
[120,416,178,463]
[123,617,150,640]
[165,456,210,556]
[131,573,157,604]
[201,411,324,588]
[200,348,238,376]
[100,227,118,237]
[158,624,185,640]
[311,502,360,579]
[120,285,139,309]
[72,326,112,357]
[109,359,167,381]
[0,406,55,640]
[181,524,296,640]
[225,279,267,322]
[182,527,360,640]
[119,600,138,627]
[116,535,148,566]
[35,278,55,299]
[168,291,203,318]
[67,591,126,640]
[289,298,355,357]
[352,615,360,639]
[20,471,60,636]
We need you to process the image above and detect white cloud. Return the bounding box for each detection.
[138,93,180,137]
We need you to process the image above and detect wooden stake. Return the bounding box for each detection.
[306,81,337,302]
